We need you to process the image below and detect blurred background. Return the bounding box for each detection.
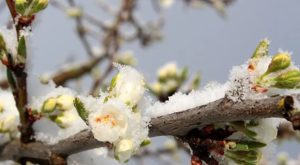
[1,0,300,164]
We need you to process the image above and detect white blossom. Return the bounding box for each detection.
[110,65,145,107]
[88,99,129,143]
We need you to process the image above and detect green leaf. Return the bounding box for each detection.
[140,139,151,147]
[6,69,16,88]
[74,98,89,123]
[231,121,257,138]
[191,73,201,90]
[0,33,6,52]
[17,36,26,58]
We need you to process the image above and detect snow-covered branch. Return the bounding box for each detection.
[0,93,298,164]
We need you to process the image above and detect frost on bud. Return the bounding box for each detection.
[56,95,74,111]
[272,70,300,89]
[66,7,82,18]
[265,52,291,75]
[41,97,56,113]
[251,39,270,59]
[109,66,145,107]
[115,138,135,163]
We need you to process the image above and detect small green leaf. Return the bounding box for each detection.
[17,36,26,58]
[74,98,89,123]
[179,67,188,82]
[6,69,16,89]
[140,139,151,147]
[191,73,201,90]
[231,121,257,138]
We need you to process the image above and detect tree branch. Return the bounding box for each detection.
[0,94,298,163]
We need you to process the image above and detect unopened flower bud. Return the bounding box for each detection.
[251,38,270,59]
[115,138,135,163]
[272,70,300,89]
[15,0,28,15]
[54,111,76,128]
[56,95,74,111]
[29,0,49,15]
[265,52,291,75]
[41,97,56,113]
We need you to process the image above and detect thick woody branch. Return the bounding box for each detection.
[0,94,298,163]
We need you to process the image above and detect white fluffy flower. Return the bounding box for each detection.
[114,138,135,162]
[110,66,145,107]
[88,99,129,143]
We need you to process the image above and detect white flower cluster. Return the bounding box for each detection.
[78,66,149,163]
[0,91,19,144]
[31,86,87,144]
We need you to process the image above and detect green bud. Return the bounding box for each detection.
[272,70,300,89]
[15,0,29,15]
[15,0,48,16]
[251,38,270,59]
[265,52,291,75]
[41,97,56,113]
[29,0,49,15]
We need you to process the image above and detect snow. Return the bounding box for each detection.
[146,81,228,117]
